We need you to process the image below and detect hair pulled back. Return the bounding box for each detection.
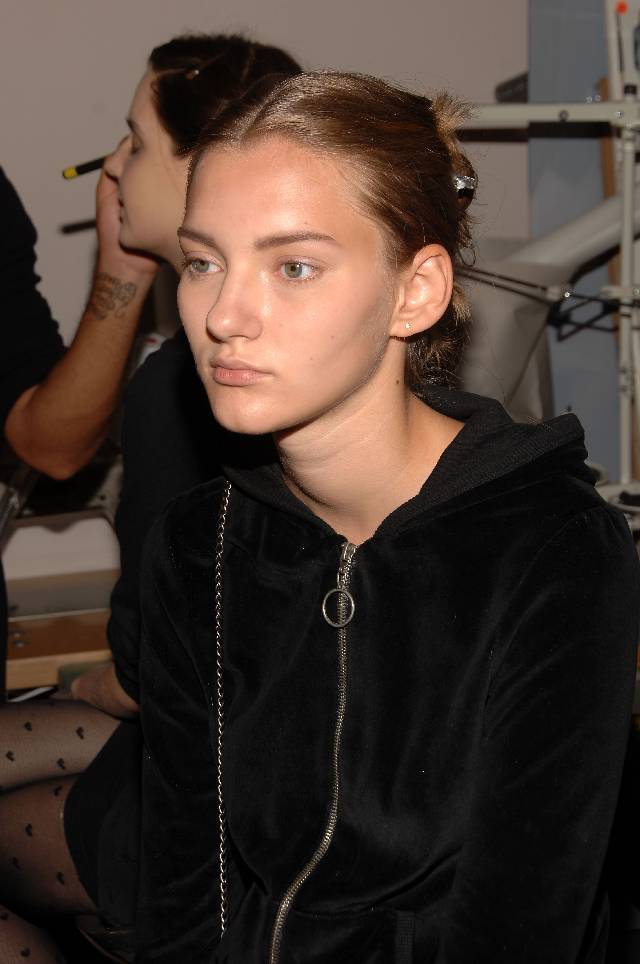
[148,34,301,157]
[190,71,475,388]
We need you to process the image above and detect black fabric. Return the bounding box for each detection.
[0,168,65,432]
[67,330,234,920]
[0,167,65,699]
[107,328,253,703]
[136,389,640,963]
[64,720,142,926]
[0,560,6,698]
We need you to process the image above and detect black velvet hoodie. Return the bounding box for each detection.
[136,389,639,964]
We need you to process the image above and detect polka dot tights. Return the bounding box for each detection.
[0,699,119,962]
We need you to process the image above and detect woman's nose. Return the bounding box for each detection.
[204,275,264,343]
[104,135,131,180]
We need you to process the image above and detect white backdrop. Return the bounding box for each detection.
[2,0,528,342]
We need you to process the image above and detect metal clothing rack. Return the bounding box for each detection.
[463,0,640,504]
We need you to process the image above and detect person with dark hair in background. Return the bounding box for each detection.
[73,33,300,719]
[0,34,301,963]
[136,71,639,963]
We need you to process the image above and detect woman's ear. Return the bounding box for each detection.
[389,244,453,339]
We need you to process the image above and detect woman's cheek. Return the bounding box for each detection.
[177,284,203,339]
[176,284,191,327]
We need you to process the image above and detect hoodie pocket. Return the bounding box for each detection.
[273,903,416,963]
[217,883,417,963]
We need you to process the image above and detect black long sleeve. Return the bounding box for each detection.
[437,507,638,962]
[0,167,65,433]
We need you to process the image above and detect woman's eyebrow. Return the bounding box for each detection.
[177,228,340,251]
[178,227,219,249]
[254,231,339,250]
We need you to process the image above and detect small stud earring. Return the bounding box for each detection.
[405,322,412,331]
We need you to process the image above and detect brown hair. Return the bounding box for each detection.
[190,71,475,388]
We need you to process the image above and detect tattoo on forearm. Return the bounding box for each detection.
[88,272,137,320]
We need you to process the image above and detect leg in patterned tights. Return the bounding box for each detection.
[0,699,120,962]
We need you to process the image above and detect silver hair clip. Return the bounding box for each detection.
[453,174,476,196]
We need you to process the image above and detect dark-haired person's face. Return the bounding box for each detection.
[107,71,188,264]
[177,136,409,439]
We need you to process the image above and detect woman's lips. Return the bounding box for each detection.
[211,363,269,386]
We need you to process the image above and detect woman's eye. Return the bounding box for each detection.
[184,258,216,276]
[281,261,315,281]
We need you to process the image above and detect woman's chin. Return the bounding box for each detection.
[119,228,140,252]
[118,224,156,258]
[209,398,288,437]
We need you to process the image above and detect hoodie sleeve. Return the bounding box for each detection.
[135,506,221,963]
[437,504,639,964]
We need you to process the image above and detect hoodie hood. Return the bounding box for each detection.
[221,388,593,538]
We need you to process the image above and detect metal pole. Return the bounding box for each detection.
[604,0,625,187]
[618,87,637,484]
[605,0,624,102]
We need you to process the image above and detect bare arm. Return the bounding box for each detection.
[4,159,158,478]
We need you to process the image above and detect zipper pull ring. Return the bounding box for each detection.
[322,542,356,628]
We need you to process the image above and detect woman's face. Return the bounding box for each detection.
[177,136,405,439]
[107,71,188,264]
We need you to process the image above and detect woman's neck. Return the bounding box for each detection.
[275,383,463,545]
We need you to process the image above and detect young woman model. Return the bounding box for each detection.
[0,35,300,963]
[136,72,640,963]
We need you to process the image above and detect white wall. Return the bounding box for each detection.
[2,0,528,342]
[2,0,528,579]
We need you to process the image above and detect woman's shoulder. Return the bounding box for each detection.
[508,469,632,550]
[489,478,640,623]
[492,472,636,582]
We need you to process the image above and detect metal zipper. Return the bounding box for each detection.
[268,541,357,964]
